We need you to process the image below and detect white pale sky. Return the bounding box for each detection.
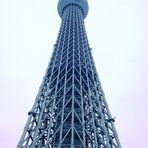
[0,0,148,147]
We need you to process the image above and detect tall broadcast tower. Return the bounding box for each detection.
[18,0,121,147]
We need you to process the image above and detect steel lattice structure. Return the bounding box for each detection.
[18,0,121,147]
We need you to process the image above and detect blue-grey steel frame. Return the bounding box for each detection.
[17,0,121,147]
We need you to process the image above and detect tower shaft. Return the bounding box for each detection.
[18,1,121,148]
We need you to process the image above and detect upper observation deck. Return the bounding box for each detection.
[58,0,89,19]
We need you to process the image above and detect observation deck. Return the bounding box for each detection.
[58,0,89,19]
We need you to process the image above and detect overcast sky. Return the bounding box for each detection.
[0,0,148,147]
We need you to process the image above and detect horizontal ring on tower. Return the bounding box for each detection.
[58,0,89,19]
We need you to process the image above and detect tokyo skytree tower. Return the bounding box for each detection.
[17,0,121,147]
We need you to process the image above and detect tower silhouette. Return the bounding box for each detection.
[18,0,121,147]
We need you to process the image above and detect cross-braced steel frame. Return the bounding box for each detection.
[17,1,121,148]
